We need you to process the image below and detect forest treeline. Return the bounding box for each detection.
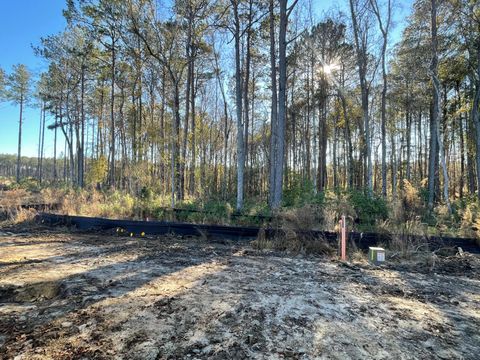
[0,0,479,212]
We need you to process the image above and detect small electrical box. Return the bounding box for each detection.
[368,247,385,265]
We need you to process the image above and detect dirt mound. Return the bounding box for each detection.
[0,281,62,303]
[425,252,480,275]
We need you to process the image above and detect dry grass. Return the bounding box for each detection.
[252,228,335,255]
[0,188,31,206]
[254,206,335,255]
[376,219,430,259]
[51,189,137,219]
[322,192,356,231]
[0,207,37,225]
[274,204,321,229]
[350,249,368,264]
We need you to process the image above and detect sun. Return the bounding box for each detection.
[323,63,339,74]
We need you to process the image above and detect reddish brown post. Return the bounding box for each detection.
[340,215,346,261]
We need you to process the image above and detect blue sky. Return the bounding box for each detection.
[0,0,412,158]
[0,0,66,158]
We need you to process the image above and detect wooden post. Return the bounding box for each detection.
[340,215,346,261]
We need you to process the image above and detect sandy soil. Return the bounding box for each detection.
[0,225,479,360]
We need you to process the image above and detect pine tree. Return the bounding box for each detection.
[6,64,31,182]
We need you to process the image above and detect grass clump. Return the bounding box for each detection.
[252,227,335,256]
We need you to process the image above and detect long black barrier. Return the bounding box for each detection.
[36,212,480,253]
[38,213,260,241]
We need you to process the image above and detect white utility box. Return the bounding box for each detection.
[368,247,385,265]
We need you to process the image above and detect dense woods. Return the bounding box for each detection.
[1,0,480,214]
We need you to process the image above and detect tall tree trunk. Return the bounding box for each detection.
[417,112,423,180]
[172,77,182,206]
[79,64,86,188]
[458,84,465,198]
[349,0,372,196]
[54,108,58,181]
[370,0,391,198]
[380,61,387,196]
[189,60,196,196]
[429,0,451,213]
[159,68,166,193]
[269,0,278,206]
[272,0,291,209]
[406,110,412,181]
[472,42,480,202]
[37,103,43,180]
[243,0,253,194]
[16,92,23,182]
[391,133,397,198]
[232,0,244,211]
[212,45,229,199]
[333,119,338,190]
[428,82,438,207]
[170,80,179,207]
[339,92,354,189]
[109,33,116,188]
[40,102,46,183]
[182,10,192,200]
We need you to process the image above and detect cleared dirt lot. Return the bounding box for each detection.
[0,225,479,359]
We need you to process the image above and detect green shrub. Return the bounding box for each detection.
[349,190,388,229]
[10,177,42,192]
[282,176,324,208]
[86,156,108,186]
[203,200,233,223]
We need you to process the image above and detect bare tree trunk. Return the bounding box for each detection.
[428,69,438,206]
[391,133,397,198]
[457,84,465,198]
[37,103,43,180]
[406,110,412,181]
[269,0,278,206]
[16,92,23,182]
[417,112,423,180]
[232,0,244,211]
[181,9,192,200]
[370,0,391,198]
[272,0,295,208]
[109,33,116,188]
[243,0,253,195]
[472,42,480,202]
[172,78,182,206]
[213,46,229,199]
[79,64,86,188]
[333,119,338,190]
[349,0,372,196]
[189,59,196,196]
[429,0,451,213]
[40,102,46,183]
[53,108,58,181]
[159,68,166,193]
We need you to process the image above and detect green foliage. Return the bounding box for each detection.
[98,191,135,218]
[4,177,42,192]
[18,177,42,192]
[6,64,31,105]
[282,176,324,208]
[243,199,271,218]
[86,156,108,186]
[204,200,233,218]
[349,190,388,229]
[139,186,154,202]
[0,67,5,100]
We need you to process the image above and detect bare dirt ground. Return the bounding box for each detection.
[0,224,479,360]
